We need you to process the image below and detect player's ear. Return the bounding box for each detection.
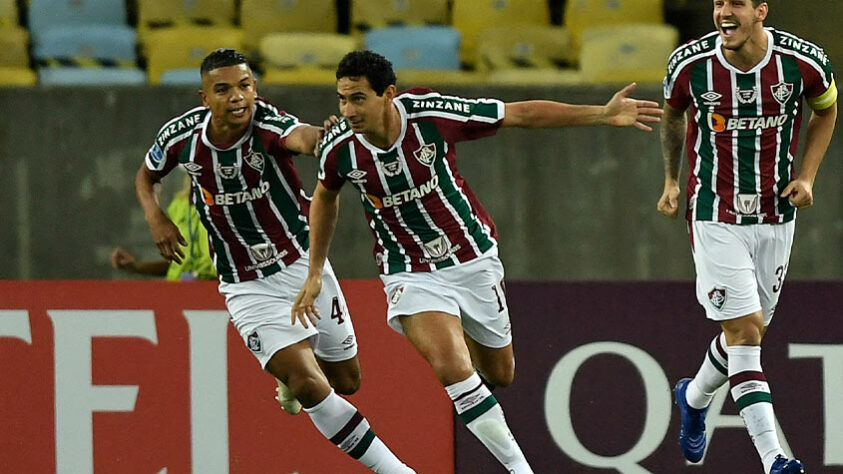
[756,2,768,22]
[383,84,397,101]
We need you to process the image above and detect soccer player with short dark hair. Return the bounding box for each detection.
[136,48,415,473]
[293,49,663,473]
[660,1,837,472]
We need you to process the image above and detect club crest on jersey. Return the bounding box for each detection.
[413,143,437,167]
[379,158,403,177]
[183,162,203,176]
[770,82,794,105]
[700,91,722,107]
[347,169,368,184]
[244,151,265,173]
[737,193,760,215]
[216,163,240,180]
[708,288,726,310]
[247,331,262,352]
[735,87,759,104]
[249,243,276,261]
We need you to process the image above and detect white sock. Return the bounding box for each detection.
[305,390,413,473]
[446,372,533,474]
[687,332,729,409]
[727,345,785,473]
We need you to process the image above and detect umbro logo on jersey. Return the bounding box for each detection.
[347,169,367,183]
[244,151,265,173]
[380,159,403,177]
[735,87,759,104]
[413,143,437,167]
[771,82,794,105]
[183,162,203,176]
[700,91,722,106]
[216,163,239,180]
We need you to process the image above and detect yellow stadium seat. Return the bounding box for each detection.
[0,0,18,27]
[259,33,356,85]
[485,68,584,86]
[452,0,550,67]
[0,27,29,68]
[144,26,243,85]
[476,26,571,71]
[351,0,449,35]
[0,67,36,86]
[564,0,664,63]
[241,0,337,53]
[138,0,235,28]
[396,69,485,88]
[579,24,678,84]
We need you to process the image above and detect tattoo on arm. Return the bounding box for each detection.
[660,107,687,181]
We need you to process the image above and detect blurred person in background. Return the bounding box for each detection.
[293,49,663,474]
[111,175,216,281]
[135,48,414,473]
[660,1,837,472]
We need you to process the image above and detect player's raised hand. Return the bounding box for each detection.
[148,214,187,264]
[604,83,663,131]
[657,181,681,218]
[110,247,138,271]
[781,178,814,208]
[322,114,340,130]
[292,274,323,328]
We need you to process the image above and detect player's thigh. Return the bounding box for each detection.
[400,310,474,384]
[311,260,358,363]
[754,221,795,326]
[380,271,461,336]
[219,274,317,370]
[692,221,761,321]
[452,255,513,349]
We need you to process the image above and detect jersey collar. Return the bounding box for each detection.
[200,105,256,151]
[355,99,408,154]
[715,28,774,74]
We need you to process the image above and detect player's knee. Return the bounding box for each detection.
[287,373,328,404]
[330,372,361,395]
[483,363,515,388]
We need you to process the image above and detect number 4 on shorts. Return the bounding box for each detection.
[331,297,345,324]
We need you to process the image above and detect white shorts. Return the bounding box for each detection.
[219,256,357,369]
[691,220,795,325]
[380,254,512,348]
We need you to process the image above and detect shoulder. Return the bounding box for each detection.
[396,88,501,121]
[153,106,207,148]
[770,28,833,72]
[319,119,355,159]
[666,32,719,80]
[253,97,302,135]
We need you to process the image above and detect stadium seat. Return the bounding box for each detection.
[0,27,30,68]
[240,0,337,53]
[33,25,138,67]
[137,0,235,30]
[0,0,18,28]
[29,0,130,40]
[452,0,550,67]
[365,26,460,71]
[0,67,37,86]
[144,26,243,85]
[578,24,678,84]
[476,26,571,71]
[351,0,449,35]
[38,67,146,85]
[564,0,664,63]
[396,69,485,88]
[260,32,356,85]
[159,68,201,85]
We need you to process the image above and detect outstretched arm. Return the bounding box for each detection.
[284,125,325,157]
[780,102,837,208]
[657,102,687,218]
[502,83,663,131]
[291,182,341,327]
[135,165,187,263]
[110,247,170,276]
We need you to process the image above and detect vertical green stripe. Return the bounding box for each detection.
[735,73,760,224]
[776,57,803,222]
[690,61,715,221]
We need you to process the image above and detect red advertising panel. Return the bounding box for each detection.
[456,282,843,473]
[0,281,453,474]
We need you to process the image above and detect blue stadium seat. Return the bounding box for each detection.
[33,25,137,65]
[29,0,130,39]
[365,26,461,71]
[38,67,146,85]
[159,68,201,85]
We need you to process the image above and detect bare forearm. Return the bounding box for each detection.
[798,104,837,184]
[132,260,170,276]
[660,108,686,183]
[505,101,607,128]
[308,188,340,277]
[135,165,167,224]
